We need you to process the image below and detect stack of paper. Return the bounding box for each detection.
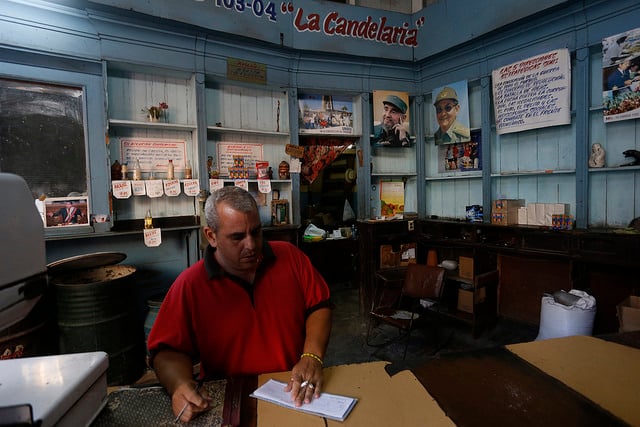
[250,379,357,422]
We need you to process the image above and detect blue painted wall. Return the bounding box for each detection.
[2,0,639,294]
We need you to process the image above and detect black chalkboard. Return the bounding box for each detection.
[0,78,87,199]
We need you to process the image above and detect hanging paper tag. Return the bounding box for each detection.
[258,179,271,193]
[289,158,301,173]
[163,179,181,196]
[183,179,200,196]
[209,178,224,191]
[146,180,164,198]
[144,228,162,247]
[132,180,146,196]
[112,180,132,199]
[235,180,249,191]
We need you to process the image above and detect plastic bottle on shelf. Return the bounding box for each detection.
[144,209,153,229]
[167,159,174,179]
[120,162,128,180]
[184,160,192,179]
[133,159,142,180]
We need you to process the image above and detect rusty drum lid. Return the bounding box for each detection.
[47,252,127,274]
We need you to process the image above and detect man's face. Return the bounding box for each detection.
[435,99,460,132]
[382,103,405,130]
[204,202,263,275]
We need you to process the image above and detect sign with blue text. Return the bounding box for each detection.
[492,49,571,134]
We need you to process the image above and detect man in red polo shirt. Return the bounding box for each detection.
[148,186,332,423]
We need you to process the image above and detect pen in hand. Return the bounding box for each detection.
[174,382,201,423]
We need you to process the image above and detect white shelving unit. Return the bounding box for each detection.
[205,82,293,227]
[106,65,200,224]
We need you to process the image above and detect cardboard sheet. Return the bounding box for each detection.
[507,335,640,427]
[256,361,454,427]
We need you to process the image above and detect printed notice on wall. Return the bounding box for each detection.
[120,138,187,172]
[217,143,264,177]
[492,49,571,135]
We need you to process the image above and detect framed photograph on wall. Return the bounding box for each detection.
[271,199,289,225]
[430,80,471,145]
[437,129,482,173]
[371,90,412,147]
[44,196,89,227]
[298,94,354,135]
[602,28,640,122]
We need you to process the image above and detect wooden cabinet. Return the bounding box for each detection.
[417,220,499,337]
[417,219,640,334]
[357,219,416,314]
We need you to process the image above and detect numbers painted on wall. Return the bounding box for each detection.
[215,0,278,22]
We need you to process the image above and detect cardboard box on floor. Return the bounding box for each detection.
[617,296,640,332]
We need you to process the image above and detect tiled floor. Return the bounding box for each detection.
[324,283,539,369]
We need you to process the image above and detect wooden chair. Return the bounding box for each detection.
[366,264,446,359]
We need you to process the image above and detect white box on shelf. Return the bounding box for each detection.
[527,203,538,225]
[543,204,555,226]
[517,206,528,225]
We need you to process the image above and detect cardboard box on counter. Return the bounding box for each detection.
[617,296,640,332]
[517,206,528,225]
[524,203,571,227]
[492,199,525,212]
[491,209,520,225]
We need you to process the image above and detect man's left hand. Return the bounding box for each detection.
[285,356,324,407]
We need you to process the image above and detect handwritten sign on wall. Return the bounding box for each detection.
[120,138,187,171]
[492,49,571,135]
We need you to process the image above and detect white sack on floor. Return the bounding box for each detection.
[536,289,596,340]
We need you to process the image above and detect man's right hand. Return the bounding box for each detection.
[172,380,211,423]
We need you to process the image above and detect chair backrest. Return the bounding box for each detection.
[402,264,446,300]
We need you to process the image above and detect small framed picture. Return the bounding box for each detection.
[271,199,289,226]
[44,197,89,227]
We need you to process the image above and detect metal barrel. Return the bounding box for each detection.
[52,264,144,386]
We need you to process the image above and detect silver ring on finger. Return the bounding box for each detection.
[307,383,315,389]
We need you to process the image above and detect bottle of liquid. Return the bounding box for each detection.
[167,159,174,179]
[144,209,153,229]
[184,160,192,179]
[133,159,142,180]
[111,160,121,181]
[120,162,128,180]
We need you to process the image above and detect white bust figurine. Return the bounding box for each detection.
[589,143,606,168]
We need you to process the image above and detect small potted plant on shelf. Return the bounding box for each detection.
[143,102,169,122]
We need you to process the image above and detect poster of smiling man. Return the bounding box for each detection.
[371,90,412,147]
[602,28,640,123]
[431,81,471,145]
